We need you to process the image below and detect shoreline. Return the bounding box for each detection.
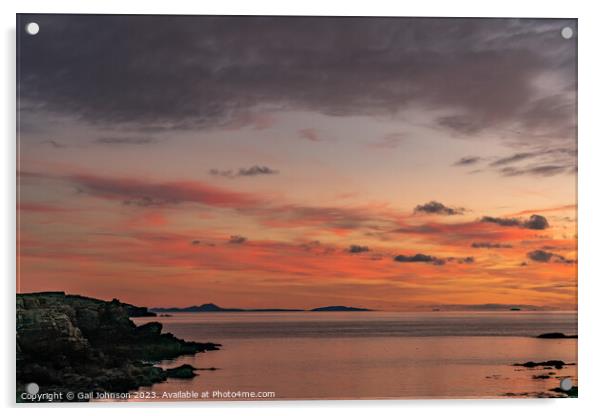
[16,292,577,402]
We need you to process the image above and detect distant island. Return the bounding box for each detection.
[151,303,372,313]
[310,306,372,312]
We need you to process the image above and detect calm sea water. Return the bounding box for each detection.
[131,311,577,400]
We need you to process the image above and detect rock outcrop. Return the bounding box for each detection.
[17,292,220,402]
[536,332,578,339]
[513,360,570,369]
[122,303,157,317]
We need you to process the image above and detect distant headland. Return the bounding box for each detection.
[151,303,373,313]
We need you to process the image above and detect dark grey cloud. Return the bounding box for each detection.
[453,156,481,166]
[239,166,279,176]
[527,249,575,264]
[438,115,484,135]
[471,242,513,249]
[18,15,576,144]
[481,216,522,227]
[394,253,445,266]
[414,201,465,216]
[490,152,535,167]
[481,147,577,177]
[481,214,549,230]
[228,235,247,244]
[528,250,554,262]
[95,136,159,145]
[209,165,279,178]
[523,214,550,230]
[348,245,370,253]
[499,164,568,177]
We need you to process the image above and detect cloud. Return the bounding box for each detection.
[414,201,465,216]
[472,242,513,249]
[122,196,176,207]
[41,139,68,148]
[348,245,370,253]
[490,152,536,167]
[95,136,159,145]
[391,219,529,247]
[481,214,549,230]
[61,173,261,208]
[529,283,575,294]
[499,165,568,177]
[298,128,321,142]
[209,165,279,178]
[18,15,575,145]
[437,115,484,135]
[480,216,521,227]
[523,215,550,230]
[453,156,481,166]
[458,256,475,264]
[369,133,405,149]
[228,235,247,244]
[18,202,71,213]
[475,148,577,178]
[393,253,445,265]
[527,249,575,264]
[511,204,576,216]
[527,250,553,262]
[261,204,394,234]
[23,171,398,236]
[238,166,279,176]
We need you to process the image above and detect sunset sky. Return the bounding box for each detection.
[17,15,577,310]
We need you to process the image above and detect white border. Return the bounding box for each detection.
[2,1,601,415]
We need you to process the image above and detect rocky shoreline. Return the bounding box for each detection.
[17,292,220,402]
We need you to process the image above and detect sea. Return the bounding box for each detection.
[129,311,577,400]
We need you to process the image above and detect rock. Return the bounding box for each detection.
[166,364,197,379]
[17,292,220,402]
[17,307,90,357]
[513,360,567,369]
[123,303,157,317]
[549,386,578,398]
[135,322,163,338]
[536,332,577,339]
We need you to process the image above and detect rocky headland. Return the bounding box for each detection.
[17,292,220,402]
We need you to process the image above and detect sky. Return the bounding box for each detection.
[17,15,577,310]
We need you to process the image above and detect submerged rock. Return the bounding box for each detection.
[17,292,220,402]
